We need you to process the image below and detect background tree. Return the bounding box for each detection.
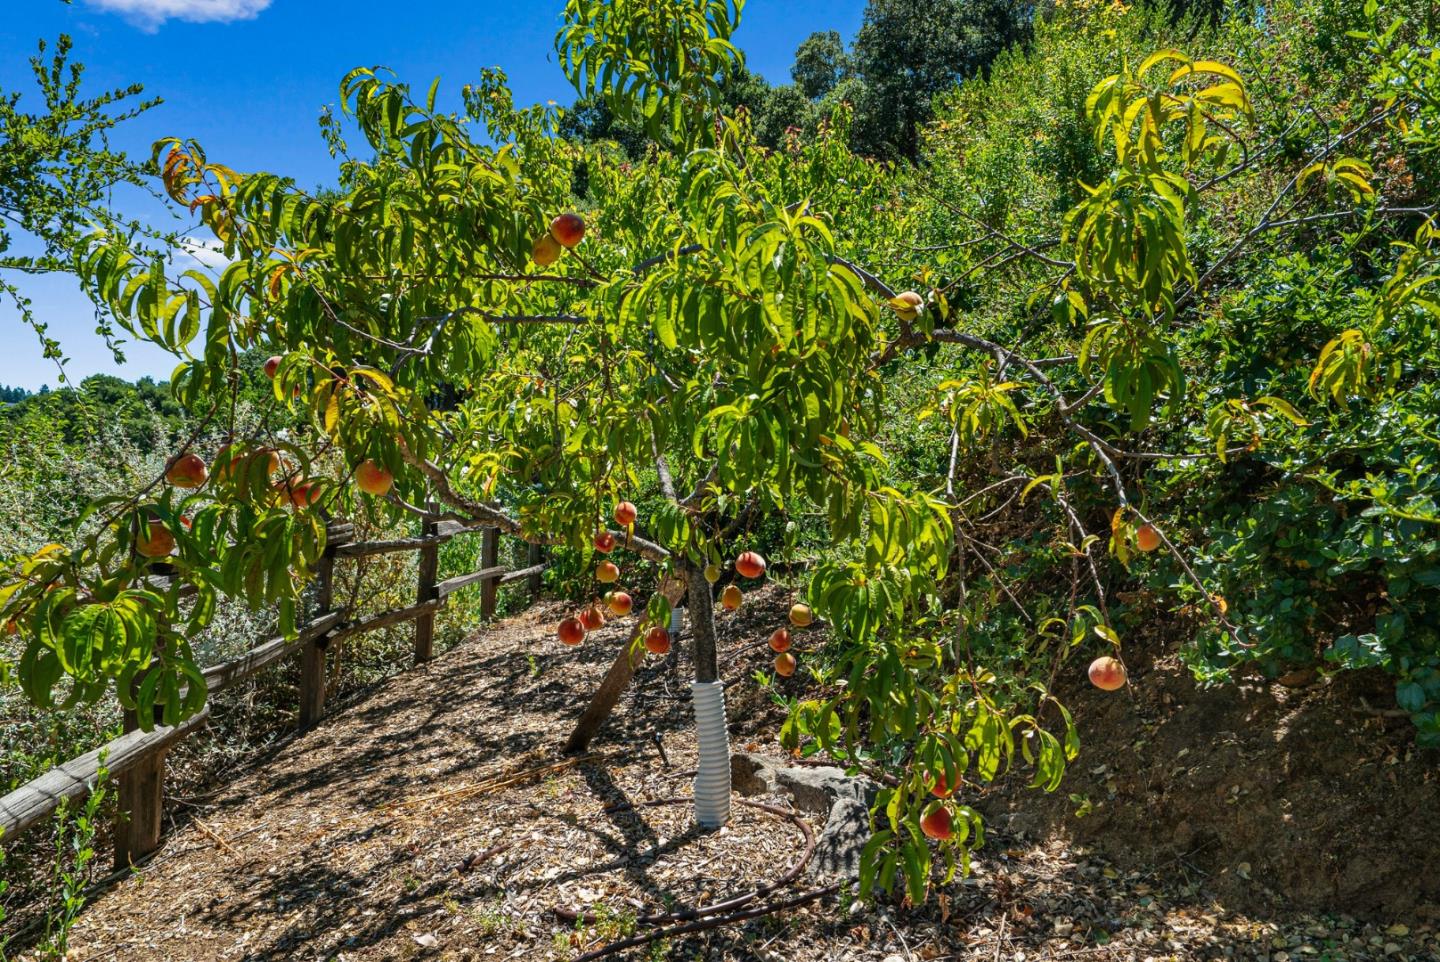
[791,30,852,100]
[849,0,1035,158]
[0,33,161,379]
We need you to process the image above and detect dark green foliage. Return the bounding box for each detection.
[0,353,278,449]
[892,0,1440,743]
[792,30,853,99]
[557,93,649,158]
[850,0,1035,159]
[561,0,1035,160]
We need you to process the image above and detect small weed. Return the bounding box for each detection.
[470,901,519,937]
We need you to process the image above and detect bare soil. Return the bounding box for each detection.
[53,585,1440,961]
[983,633,1440,926]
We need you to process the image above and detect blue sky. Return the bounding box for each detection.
[0,0,866,391]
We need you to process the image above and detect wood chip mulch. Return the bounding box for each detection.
[52,586,1440,962]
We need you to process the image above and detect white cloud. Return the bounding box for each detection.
[84,0,273,31]
[177,236,232,272]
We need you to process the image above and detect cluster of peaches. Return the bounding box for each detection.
[531,212,586,266]
[553,505,813,679]
[134,361,396,560]
[555,500,645,649]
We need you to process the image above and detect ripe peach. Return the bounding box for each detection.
[606,591,633,617]
[768,628,791,653]
[165,452,208,489]
[614,501,637,526]
[597,561,620,584]
[355,460,393,497]
[1088,655,1127,691]
[580,605,606,632]
[549,212,585,248]
[594,531,617,554]
[558,616,586,646]
[276,479,322,508]
[1136,524,1161,553]
[773,652,797,677]
[892,290,923,322]
[920,805,953,841]
[789,603,813,627]
[136,520,175,559]
[216,445,280,483]
[930,771,955,799]
[644,626,671,655]
[735,551,766,579]
[721,584,742,611]
[532,233,562,267]
[263,355,283,378]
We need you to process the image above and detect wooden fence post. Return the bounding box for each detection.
[300,541,336,729]
[113,739,165,870]
[527,541,544,596]
[114,566,170,869]
[480,526,500,619]
[414,513,440,664]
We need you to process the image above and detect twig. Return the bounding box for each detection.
[192,816,240,856]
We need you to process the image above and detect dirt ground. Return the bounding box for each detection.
[54,585,1440,961]
[984,634,1440,924]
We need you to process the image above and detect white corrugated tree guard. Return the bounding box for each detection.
[686,561,731,828]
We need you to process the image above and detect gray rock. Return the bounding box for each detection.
[731,752,878,880]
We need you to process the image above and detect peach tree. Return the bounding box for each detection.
[6,0,1423,902]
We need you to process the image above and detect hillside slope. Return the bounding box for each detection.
[53,589,1440,961]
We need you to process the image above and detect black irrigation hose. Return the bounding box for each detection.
[551,796,816,929]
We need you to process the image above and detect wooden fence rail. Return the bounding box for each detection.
[0,516,546,869]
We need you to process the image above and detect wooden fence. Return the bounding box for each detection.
[0,516,546,869]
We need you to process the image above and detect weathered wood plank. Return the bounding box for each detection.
[114,745,166,868]
[327,598,445,646]
[526,542,544,594]
[324,522,356,546]
[202,610,345,694]
[501,562,546,586]
[1,707,211,843]
[434,520,487,537]
[300,546,337,729]
[436,565,508,598]
[414,516,440,664]
[333,533,452,558]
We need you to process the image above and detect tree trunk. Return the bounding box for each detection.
[686,561,731,827]
[563,575,686,754]
[687,563,718,682]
